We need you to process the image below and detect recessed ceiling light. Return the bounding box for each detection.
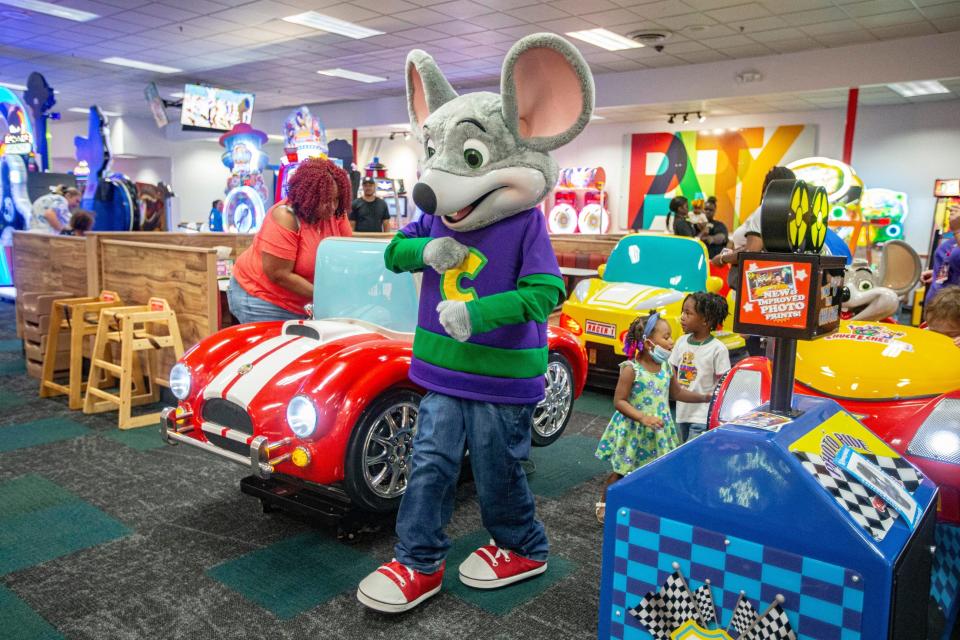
[267,134,285,141]
[590,114,604,120]
[887,80,949,97]
[68,107,120,117]
[101,57,182,74]
[317,68,386,83]
[284,11,384,39]
[169,91,184,99]
[0,81,27,91]
[0,0,97,22]
[566,28,643,51]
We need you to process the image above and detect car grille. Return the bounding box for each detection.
[202,398,253,456]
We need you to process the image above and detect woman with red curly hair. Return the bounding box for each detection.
[228,158,352,323]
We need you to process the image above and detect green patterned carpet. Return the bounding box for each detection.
[0,300,616,640]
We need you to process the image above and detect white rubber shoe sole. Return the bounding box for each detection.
[356,583,442,613]
[458,563,548,590]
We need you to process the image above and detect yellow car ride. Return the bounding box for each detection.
[559,233,745,386]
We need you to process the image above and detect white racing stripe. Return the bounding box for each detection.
[226,337,318,407]
[203,335,297,401]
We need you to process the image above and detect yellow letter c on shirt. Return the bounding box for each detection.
[441,248,487,302]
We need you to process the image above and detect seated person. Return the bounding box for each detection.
[59,210,94,236]
[699,196,728,259]
[921,203,960,306]
[924,285,960,346]
[665,196,696,237]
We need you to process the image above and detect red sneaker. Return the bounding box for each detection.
[458,540,547,589]
[357,559,444,613]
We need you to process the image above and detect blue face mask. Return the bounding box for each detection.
[648,342,672,364]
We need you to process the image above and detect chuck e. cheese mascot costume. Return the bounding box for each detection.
[357,33,594,613]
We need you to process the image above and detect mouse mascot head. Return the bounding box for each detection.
[407,33,594,230]
[358,34,593,614]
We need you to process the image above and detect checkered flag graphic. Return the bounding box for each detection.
[628,591,671,640]
[693,582,717,627]
[726,592,758,638]
[794,451,896,541]
[661,570,702,628]
[742,600,796,640]
[858,452,922,492]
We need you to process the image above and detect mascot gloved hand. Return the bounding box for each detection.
[357,33,594,614]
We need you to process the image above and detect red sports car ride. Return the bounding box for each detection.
[161,238,587,512]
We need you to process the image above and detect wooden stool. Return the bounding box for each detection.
[83,297,184,430]
[39,291,124,409]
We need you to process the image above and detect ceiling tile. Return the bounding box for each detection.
[313,3,381,23]
[629,1,697,20]
[506,4,570,22]
[856,9,927,28]
[801,19,864,35]
[352,0,419,13]
[431,0,493,19]
[475,0,541,10]
[392,7,450,25]
[705,2,771,22]
[467,12,525,29]
[718,43,774,57]
[774,6,848,25]
[868,22,939,37]
[748,27,803,42]
[840,0,914,18]
[551,0,619,15]
[921,2,960,19]
[653,12,717,30]
[536,16,594,32]
[429,20,486,35]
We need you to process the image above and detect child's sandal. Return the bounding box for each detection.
[595,502,606,523]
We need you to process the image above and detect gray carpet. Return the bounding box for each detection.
[0,299,615,640]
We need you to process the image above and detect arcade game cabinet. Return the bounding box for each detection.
[75,106,139,231]
[275,106,328,202]
[220,123,269,233]
[599,179,941,640]
[0,85,37,285]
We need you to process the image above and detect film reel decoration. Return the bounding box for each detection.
[806,184,829,253]
[761,179,813,254]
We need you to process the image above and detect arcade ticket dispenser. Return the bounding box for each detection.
[598,180,940,640]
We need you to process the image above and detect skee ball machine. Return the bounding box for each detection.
[599,179,941,640]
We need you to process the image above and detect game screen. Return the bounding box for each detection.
[181,84,254,132]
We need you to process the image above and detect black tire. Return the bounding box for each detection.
[343,388,422,513]
[532,352,575,447]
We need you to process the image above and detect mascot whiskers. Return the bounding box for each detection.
[357,33,594,613]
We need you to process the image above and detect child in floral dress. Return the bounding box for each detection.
[594,312,712,522]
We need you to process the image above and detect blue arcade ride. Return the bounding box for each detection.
[75,106,139,231]
[0,85,36,285]
[599,179,948,640]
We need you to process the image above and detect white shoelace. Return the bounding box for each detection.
[381,559,415,587]
[477,540,511,567]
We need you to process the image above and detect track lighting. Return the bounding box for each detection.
[389,132,395,140]
[667,113,675,124]
[698,111,705,122]
[682,113,689,124]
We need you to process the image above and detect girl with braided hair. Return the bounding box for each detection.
[669,291,731,442]
[594,312,712,522]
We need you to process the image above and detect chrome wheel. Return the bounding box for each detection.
[361,400,418,499]
[532,355,573,446]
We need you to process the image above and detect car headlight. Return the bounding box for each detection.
[286,395,317,438]
[718,369,763,423]
[169,363,191,400]
[907,399,960,464]
[572,279,591,303]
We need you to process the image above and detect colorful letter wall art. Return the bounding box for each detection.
[626,125,816,231]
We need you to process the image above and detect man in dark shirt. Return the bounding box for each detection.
[699,196,728,258]
[350,177,390,232]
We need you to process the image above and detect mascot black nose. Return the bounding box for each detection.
[413,182,436,215]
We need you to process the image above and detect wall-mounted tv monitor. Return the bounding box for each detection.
[144,82,168,128]
[180,84,254,133]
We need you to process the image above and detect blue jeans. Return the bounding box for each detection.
[394,392,548,573]
[226,277,305,324]
[677,422,707,442]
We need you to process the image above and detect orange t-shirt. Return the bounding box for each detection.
[232,201,352,314]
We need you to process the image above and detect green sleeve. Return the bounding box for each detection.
[384,232,432,273]
[466,273,566,334]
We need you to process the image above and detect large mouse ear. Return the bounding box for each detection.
[501,33,594,152]
[406,50,458,134]
[879,239,922,296]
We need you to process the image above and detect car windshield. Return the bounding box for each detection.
[312,238,419,333]
[603,234,708,291]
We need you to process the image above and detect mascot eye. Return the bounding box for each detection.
[858,280,874,291]
[425,140,436,158]
[462,139,489,169]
